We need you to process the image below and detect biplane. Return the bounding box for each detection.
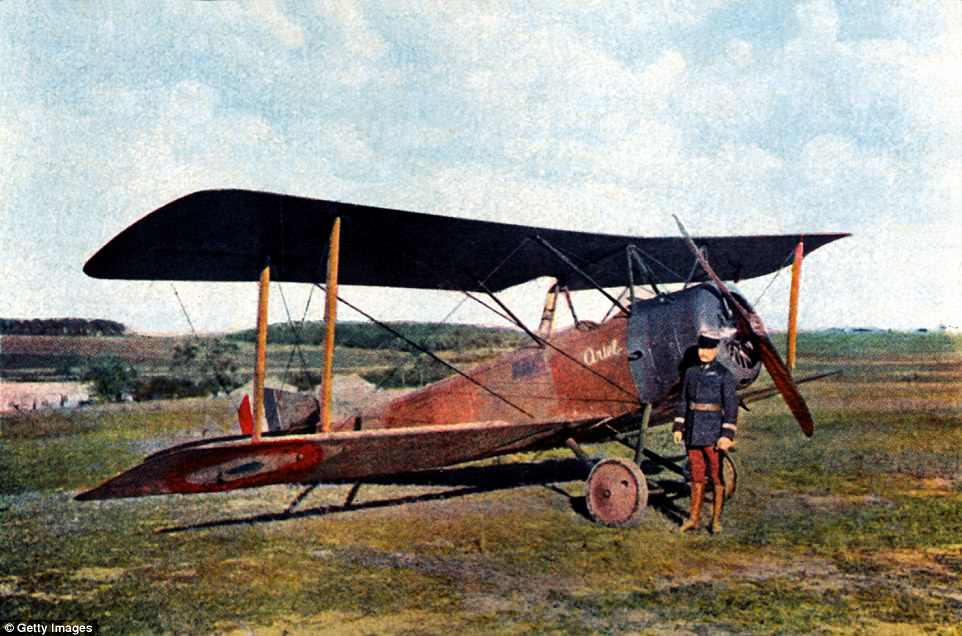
[77,189,848,527]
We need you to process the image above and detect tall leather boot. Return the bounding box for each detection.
[710,485,725,534]
[680,483,704,533]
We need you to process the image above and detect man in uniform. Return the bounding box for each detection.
[673,331,738,534]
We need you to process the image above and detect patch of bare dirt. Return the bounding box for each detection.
[868,546,962,586]
[723,556,842,590]
[761,491,896,514]
[903,477,961,497]
[798,493,896,509]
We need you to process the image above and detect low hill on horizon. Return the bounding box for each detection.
[226,320,527,352]
[0,318,126,337]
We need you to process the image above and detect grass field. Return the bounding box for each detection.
[1,332,961,634]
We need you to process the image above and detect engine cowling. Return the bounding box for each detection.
[626,284,762,404]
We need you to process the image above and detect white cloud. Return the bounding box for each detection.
[245,1,305,48]
[408,14,689,140]
[601,0,730,35]
[167,80,218,123]
[795,0,840,44]
[322,1,386,57]
[638,49,688,106]
[3,2,960,331]
[471,25,644,127]
[303,1,398,88]
[725,39,753,67]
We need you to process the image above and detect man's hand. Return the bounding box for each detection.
[673,431,683,445]
[716,437,734,452]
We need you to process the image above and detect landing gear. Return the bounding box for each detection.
[571,404,738,528]
[585,457,648,527]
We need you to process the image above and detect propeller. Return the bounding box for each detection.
[674,217,815,437]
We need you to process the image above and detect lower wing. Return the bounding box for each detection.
[76,418,597,500]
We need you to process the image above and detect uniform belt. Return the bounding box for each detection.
[689,402,722,412]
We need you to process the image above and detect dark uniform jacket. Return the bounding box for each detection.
[672,360,739,447]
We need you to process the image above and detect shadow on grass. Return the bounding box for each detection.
[158,456,692,534]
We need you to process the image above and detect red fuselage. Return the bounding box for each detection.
[340,283,762,435]
[343,315,639,432]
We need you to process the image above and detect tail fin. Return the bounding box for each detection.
[237,390,319,437]
[238,394,254,436]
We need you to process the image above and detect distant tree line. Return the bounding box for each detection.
[0,318,127,336]
[82,340,245,402]
[227,321,525,352]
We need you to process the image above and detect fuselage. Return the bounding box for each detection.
[76,284,766,500]
[339,284,762,433]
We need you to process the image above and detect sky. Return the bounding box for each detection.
[2,1,960,335]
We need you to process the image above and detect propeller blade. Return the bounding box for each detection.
[674,216,815,437]
[753,332,815,437]
[673,216,766,335]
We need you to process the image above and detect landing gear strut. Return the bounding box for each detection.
[581,403,653,527]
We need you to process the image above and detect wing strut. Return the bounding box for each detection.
[320,218,341,432]
[252,263,271,442]
[534,236,630,315]
[537,280,559,339]
[786,240,803,369]
[627,245,662,297]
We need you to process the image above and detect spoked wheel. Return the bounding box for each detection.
[585,458,648,527]
[706,451,737,501]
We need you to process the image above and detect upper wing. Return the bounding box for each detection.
[76,418,596,500]
[84,189,849,291]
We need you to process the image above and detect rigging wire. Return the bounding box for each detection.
[535,236,630,316]
[286,285,318,382]
[462,288,637,400]
[753,247,797,307]
[276,282,314,388]
[317,284,534,418]
[561,287,581,326]
[462,235,639,400]
[480,236,532,286]
[314,233,634,421]
[169,283,233,396]
[461,291,514,325]
[171,283,198,336]
[477,280,545,347]
[631,244,686,282]
[346,236,528,402]
[323,236,516,418]
[360,294,471,395]
[601,286,631,322]
[682,249,703,289]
